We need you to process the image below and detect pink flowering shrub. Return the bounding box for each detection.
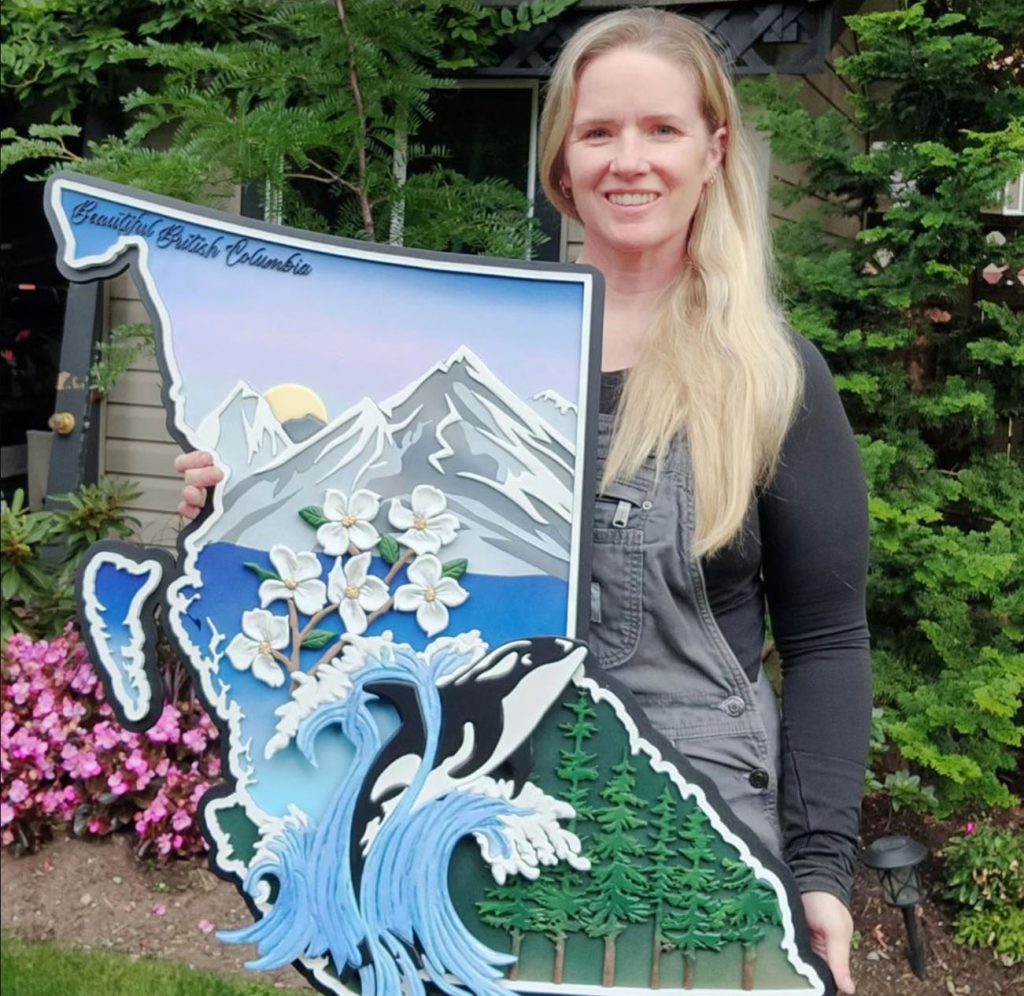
[1,625,220,858]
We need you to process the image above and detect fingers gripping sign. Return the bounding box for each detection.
[174,450,222,519]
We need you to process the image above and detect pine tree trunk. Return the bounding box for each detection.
[650,935,662,989]
[684,955,695,990]
[742,946,756,991]
[603,935,616,987]
[510,930,523,981]
[553,934,566,984]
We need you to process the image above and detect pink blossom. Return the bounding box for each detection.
[91,722,119,751]
[62,748,102,780]
[107,771,130,796]
[1,802,15,826]
[60,699,86,721]
[32,689,56,717]
[147,705,181,745]
[182,728,207,753]
[964,821,977,835]
[7,779,29,804]
[125,749,150,776]
[9,682,31,706]
[171,809,192,832]
[197,919,215,934]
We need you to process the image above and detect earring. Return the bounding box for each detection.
[706,172,718,187]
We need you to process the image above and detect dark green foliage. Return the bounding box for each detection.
[1,481,142,640]
[943,822,1024,964]
[744,0,1024,816]
[584,751,652,984]
[89,322,154,396]
[243,561,279,583]
[297,506,328,529]
[1,0,550,254]
[377,534,401,566]
[440,558,468,580]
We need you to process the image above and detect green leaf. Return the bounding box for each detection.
[441,558,468,580]
[299,505,328,529]
[378,535,401,565]
[301,629,335,649]
[244,561,280,583]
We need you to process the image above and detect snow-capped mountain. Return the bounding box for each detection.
[204,348,580,577]
[195,381,294,479]
[528,389,578,439]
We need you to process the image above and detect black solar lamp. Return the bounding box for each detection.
[862,835,929,979]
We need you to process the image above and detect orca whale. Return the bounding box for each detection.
[348,636,588,890]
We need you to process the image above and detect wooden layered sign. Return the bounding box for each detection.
[49,172,833,996]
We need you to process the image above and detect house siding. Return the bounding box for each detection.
[102,272,183,550]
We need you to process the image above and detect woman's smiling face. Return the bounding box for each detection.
[562,46,725,267]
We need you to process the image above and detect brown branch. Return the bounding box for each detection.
[309,596,397,672]
[296,603,339,643]
[335,0,375,238]
[383,549,414,586]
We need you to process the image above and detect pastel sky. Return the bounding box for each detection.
[59,187,594,428]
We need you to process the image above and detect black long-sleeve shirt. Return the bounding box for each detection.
[601,335,872,902]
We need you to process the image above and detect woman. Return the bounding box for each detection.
[178,9,870,992]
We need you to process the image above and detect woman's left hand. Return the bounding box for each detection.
[801,890,856,995]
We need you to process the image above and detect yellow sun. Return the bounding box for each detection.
[263,383,328,423]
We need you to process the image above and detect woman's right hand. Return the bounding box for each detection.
[174,451,223,520]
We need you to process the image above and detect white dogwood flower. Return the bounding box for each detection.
[316,489,381,555]
[259,545,327,616]
[226,609,290,688]
[327,553,390,635]
[388,485,459,555]
[394,554,468,637]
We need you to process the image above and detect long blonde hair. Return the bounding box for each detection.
[540,9,802,557]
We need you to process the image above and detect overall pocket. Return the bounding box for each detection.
[589,480,648,669]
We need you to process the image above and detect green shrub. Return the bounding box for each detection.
[745,1,1024,815]
[0,480,141,641]
[943,823,1024,964]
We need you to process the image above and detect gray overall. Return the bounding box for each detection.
[589,413,783,855]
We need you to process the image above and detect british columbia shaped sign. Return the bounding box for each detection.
[47,173,834,996]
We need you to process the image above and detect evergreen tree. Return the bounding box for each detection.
[477,882,539,982]
[646,785,679,989]
[535,689,600,983]
[556,691,600,821]
[663,807,727,990]
[2,0,563,256]
[743,0,1024,815]
[718,857,781,992]
[583,750,652,987]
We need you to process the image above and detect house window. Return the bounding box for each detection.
[1003,173,1024,216]
[400,81,560,259]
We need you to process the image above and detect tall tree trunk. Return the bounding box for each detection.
[509,930,523,981]
[334,0,376,239]
[650,934,662,989]
[553,934,566,984]
[684,954,695,990]
[602,934,616,987]
[742,945,756,991]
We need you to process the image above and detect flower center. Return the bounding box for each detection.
[414,514,428,530]
[344,584,360,600]
[285,578,298,590]
[342,514,357,527]
[424,587,437,603]
[258,641,272,655]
